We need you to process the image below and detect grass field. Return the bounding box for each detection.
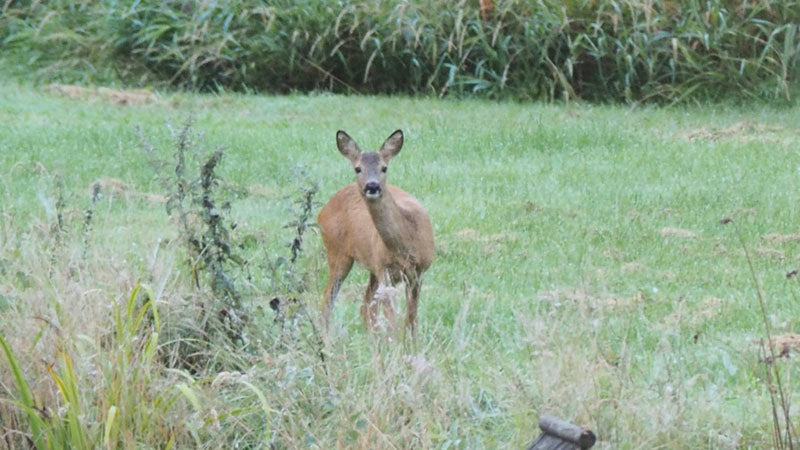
[2,82,800,448]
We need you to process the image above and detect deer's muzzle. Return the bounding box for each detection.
[363,181,381,198]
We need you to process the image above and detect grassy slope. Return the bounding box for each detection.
[2,82,800,447]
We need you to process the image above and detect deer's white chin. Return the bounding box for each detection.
[364,191,381,200]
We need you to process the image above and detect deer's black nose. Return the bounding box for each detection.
[364,182,381,196]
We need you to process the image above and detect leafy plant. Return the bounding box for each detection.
[140,120,251,351]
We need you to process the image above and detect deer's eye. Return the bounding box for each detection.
[355,167,362,174]
[381,166,387,173]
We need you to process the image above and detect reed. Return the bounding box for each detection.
[2,0,799,102]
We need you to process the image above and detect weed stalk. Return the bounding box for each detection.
[725,217,794,449]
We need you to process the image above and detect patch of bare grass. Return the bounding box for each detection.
[538,288,644,310]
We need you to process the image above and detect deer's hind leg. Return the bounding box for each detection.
[361,273,380,330]
[404,278,422,341]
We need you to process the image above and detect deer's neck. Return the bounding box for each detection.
[365,190,409,253]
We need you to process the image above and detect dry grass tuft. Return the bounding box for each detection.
[621,261,647,273]
[762,233,800,243]
[247,184,277,199]
[595,292,645,309]
[538,288,590,304]
[660,227,698,239]
[754,246,785,261]
[142,193,168,204]
[90,177,167,203]
[454,228,517,255]
[455,228,516,243]
[697,297,724,320]
[403,354,439,387]
[90,177,129,197]
[764,333,800,361]
[683,121,784,141]
[45,84,158,106]
[667,296,726,326]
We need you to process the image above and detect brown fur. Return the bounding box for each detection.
[318,130,434,337]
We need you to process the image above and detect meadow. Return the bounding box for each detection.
[2,81,800,448]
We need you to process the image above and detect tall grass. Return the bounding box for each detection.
[0,281,195,448]
[2,0,799,102]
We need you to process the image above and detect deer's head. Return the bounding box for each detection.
[336,130,403,201]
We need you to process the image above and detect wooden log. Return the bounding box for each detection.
[537,414,596,449]
[528,434,570,450]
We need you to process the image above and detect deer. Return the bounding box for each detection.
[318,129,434,339]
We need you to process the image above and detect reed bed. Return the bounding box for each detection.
[2,0,799,102]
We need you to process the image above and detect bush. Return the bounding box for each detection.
[3,0,800,102]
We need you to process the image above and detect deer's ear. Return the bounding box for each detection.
[336,130,361,164]
[379,129,403,161]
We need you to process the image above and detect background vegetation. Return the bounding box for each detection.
[2,83,800,447]
[2,0,800,102]
[2,1,800,447]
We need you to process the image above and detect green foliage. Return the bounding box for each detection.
[3,0,800,102]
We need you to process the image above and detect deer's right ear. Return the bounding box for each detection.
[336,130,361,164]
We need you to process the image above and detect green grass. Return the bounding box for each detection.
[2,82,800,448]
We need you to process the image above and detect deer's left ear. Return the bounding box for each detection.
[379,130,403,162]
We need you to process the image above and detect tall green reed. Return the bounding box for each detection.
[3,0,798,102]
